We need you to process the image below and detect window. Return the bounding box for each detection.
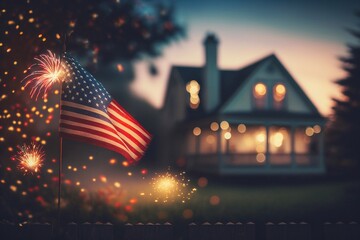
[269,126,291,165]
[186,80,200,109]
[295,126,320,166]
[273,83,286,110]
[253,83,267,109]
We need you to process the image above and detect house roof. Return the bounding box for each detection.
[168,53,323,120]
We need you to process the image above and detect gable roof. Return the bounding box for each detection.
[167,53,323,120]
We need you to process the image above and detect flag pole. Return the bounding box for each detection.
[57,137,63,222]
[56,24,67,236]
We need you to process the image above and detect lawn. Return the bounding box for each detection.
[132,177,360,224]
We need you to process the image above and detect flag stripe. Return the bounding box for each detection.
[60,119,123,145]
[61,120,145,155]
[61,104,109,123]
[111,101,151,136]
[62,101,108,119]
[109,102,151,139]
[107,108,150,146]
[60,111,142,158]
[60,123,142,159]
[60,127,139,160]
[61,111,146,154]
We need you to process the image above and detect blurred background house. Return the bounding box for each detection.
[162,33,326,175]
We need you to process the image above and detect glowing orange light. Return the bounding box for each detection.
[274,84,286,102]
[220,121,229,130]
[254,83,267,98]
[117,64,124,72]
[193,127,201,136]
[210,122,219,131]
[109,158,117,165]
[100,175,107,183]
[238,124,246,133]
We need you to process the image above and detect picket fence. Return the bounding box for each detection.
[0,221,359,240]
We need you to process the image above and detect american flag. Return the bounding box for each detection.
[59,53,151,162]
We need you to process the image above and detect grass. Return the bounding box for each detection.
[131,177,360,224]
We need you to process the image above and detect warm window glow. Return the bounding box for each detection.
[186,80,200,109]
[270,132,284,148]
[274,84,286,102]
[254,83,267,98]
[256,133,266,143]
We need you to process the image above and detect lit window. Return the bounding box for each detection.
[254,83,267,99]
[186,80,200,109]
[253,83,267,109]
[273,84,286,102]
[273,83,286,110]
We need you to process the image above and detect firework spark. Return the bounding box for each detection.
[150,171,196,203]
[16,143,44,174]
[23,50,64,100]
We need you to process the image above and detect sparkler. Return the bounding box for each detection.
[23,50,64,100]
[150,171,196,203]
[16,143,44,174]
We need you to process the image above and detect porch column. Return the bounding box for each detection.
[291,126,296,168]
[218,129,224,173]
[195,134,200,155]
[265,125,270,168]
[318,129,325,172]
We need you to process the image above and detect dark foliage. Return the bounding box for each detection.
[327,12,360,169]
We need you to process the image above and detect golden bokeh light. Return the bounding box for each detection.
[220,121,229,130]
[224,132,232,140]
[254,83,267,98]
[237,124,246,133]
[313,125,321,134]
[210,122,219,131]
[274,83,286,102]
[193,127,201,136]
[256,133,266,142]
[270,132,284,147]
[186,80,200,109]
[256,153,266,163]
[305,127,314,136]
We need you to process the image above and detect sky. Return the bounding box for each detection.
[130,0,360,116]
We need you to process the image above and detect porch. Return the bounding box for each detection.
[187,153,325,175]
[185,121,325,175]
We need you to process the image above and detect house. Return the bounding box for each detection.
[161,33,326,175]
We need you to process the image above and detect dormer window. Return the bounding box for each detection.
[273,83,286,110]
[253,83,267,109]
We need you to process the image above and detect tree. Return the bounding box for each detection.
[328,12,360,169]
[0,0,184,222]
